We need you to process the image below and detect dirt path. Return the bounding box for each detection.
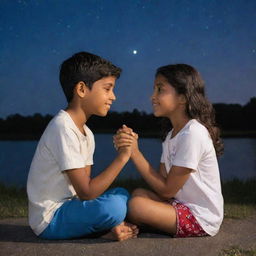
[0,215,255,256]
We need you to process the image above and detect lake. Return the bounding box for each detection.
[0,135,255,188]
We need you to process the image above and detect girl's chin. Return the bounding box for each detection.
[152,111,162,117]
[153,110,168,118]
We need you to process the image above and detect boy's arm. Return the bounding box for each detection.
[66,151,129,200]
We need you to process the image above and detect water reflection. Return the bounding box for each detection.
[0,136,255,187]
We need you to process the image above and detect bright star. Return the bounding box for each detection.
[133,50,137,55]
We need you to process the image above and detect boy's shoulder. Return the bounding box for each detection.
[42,110,94,141]
[46,110,69,130]
[41,110,75,141]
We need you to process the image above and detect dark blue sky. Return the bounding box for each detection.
[0,0,256,118]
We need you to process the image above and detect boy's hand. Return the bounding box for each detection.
[117,144,132,160]
[113,125,139,158]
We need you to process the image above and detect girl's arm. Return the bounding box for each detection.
[131,146,192,198]
[159,163,167,178]
[114,128,191,199]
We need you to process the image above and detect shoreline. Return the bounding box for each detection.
[0,130,256,140]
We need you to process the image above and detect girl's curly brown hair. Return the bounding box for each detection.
[156,64,224,156]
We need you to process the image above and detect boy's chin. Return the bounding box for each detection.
[95,111,109,117]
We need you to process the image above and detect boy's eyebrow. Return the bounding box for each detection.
[103,83,115,87]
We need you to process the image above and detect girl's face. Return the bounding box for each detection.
[151,74,185,118]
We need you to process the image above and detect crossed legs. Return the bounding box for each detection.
[39,187,138,241]
[128,188,177,235]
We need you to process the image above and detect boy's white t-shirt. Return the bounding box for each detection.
[160,119,223,236]
[27,110,95,235]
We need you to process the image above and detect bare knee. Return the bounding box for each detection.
[131,188,150,198]
[132,188,162,202]
[128,196,146,224]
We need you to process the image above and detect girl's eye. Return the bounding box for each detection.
[153,85,163,93]
[157,87,162,92]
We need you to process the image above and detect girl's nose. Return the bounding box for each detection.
[150,92,155,102]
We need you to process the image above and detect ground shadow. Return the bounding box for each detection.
[0,224,120,244]
[0,223,171,244]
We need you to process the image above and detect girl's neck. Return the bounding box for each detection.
[169,113,190,138]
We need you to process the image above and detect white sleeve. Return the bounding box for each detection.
[160,152,164,163]
[160,141,165,163]
[160,133,170,164]
[84,127,95,165]
[172,130,203,171]
[47,127,86,171]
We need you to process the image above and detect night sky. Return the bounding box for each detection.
[0,0,256,118]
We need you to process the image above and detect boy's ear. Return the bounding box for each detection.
[75,81,89,98]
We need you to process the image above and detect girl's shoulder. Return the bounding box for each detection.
[164,119,209,143]
[185,119,207,132]
[180,119,209,140]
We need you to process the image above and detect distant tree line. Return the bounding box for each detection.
[214,97,256,131]
[0,97,255,140]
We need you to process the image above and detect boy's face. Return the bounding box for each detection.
[83,76,117,117]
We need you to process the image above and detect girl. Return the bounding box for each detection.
[114,64,224,238]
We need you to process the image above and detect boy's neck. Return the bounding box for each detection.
[65,105,90,134]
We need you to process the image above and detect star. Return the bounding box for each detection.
[133,50,137,55]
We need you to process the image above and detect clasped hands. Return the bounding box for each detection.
[113,125,139,157]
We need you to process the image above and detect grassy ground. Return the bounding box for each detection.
[0,184,28,218]
[220,247,256,256]
[0,178,255,219]
[221,178,256,218]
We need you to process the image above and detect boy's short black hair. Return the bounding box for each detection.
[59,52,122,102]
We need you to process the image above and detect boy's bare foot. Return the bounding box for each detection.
[101,222,139,241]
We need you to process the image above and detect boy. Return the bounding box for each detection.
[27,52,138,241]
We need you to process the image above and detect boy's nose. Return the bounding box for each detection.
[111,91,116,101]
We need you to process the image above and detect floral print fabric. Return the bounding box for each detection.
[171,200,208,238]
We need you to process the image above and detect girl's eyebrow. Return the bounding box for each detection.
[154,82,164,87]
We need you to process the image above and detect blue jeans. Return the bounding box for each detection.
[39,187,130,239]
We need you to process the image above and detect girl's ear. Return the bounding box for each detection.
[179,94,187,105]
[75,81,89,98]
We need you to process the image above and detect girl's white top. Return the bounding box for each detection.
[160,119,223,236]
